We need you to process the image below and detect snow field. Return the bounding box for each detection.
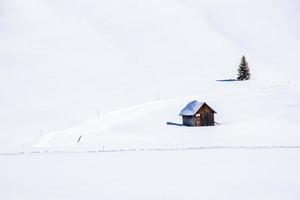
[1,149,300,200]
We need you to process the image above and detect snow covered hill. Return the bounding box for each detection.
[32,80,300,152]
[1,0,300,151]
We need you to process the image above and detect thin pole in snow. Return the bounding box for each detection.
[77,135,82,143]
[157,94,160,101]
[97,108,100,117]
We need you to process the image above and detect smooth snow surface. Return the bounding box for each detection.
[1,150,300,200]
[0,0,300,199]
[0,0,300,151]
[32,81,300,152]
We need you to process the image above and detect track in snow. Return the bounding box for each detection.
[2,145,300,156]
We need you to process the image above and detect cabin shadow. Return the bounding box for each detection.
[166,122,185,127]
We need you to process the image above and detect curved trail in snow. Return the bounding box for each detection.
[2,145,300,156]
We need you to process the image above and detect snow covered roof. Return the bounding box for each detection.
[179,100,215,116]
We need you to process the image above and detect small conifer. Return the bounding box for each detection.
[237,56,251,81]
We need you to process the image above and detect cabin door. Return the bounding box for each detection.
[195,118,201,126]
[200,114,208,126]
[195,114,201,126]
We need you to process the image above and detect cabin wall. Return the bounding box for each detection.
[205,113,214,126]
[182,116,195,126]
[195,106,215,126]
[211,114,215,126]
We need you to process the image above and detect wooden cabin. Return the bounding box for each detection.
[179,100,216,126]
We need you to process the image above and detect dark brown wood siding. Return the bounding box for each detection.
[195,104,215,126]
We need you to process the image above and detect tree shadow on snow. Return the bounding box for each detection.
[215,79,238,82]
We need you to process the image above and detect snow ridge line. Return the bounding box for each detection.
[1,145,300,156]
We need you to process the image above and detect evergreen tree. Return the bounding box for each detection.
[237,55,251,81]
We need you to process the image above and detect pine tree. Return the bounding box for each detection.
[237,55,251,81]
